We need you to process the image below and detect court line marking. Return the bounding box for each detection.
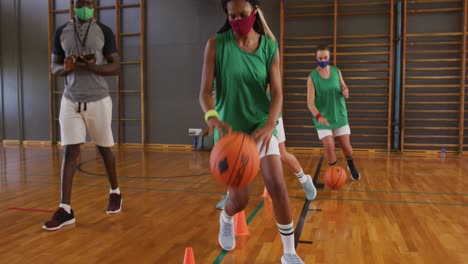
[75,167,468,197]
[294,156,323,249]
[312,156,324,188]
[7,208,54,213]
[337,189,468,197]
[6,157,468,197]
[4,180,468,207]
[77,159,212,179]
[312,197,468,207]
[294,156,322,248]
[9,172,468,197]
[294,200,313,248]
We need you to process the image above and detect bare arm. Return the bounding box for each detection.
[307,76,319,116]
[51,54,73,76]
[338,69,349,99]
[266,51,282,127]
[198,37,231,136]
[199,37,216,113]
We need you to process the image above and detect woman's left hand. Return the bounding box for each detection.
[342,87,349,99]
[252,123,275,154]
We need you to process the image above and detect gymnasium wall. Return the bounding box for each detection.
[0,0,50,141]
[283,0,394,150]
[282,0,467,152]
[402,0,465,152]
[147,0,280,144]
[0,0,280,144]
[2,0,466,152]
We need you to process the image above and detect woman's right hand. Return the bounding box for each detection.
[318,117,330,126]
[207,117,232,138]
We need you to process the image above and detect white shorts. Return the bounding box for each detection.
[59,96,114,147]
[317,125,351,140]
[257,135,280,159]
[276,117,286,143]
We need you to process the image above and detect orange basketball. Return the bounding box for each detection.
[210,132,260,188]
[324,166,347,190]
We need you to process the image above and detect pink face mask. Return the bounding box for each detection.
[229,12,256,36]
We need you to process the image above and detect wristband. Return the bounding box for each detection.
[315,113,322,120]
[204,109,219,122]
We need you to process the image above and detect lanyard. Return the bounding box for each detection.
[73,19,92,55]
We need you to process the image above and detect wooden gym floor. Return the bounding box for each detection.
[0,145,467,263]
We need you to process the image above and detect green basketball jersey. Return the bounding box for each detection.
[309,66,348,130]
[214,30,278,135]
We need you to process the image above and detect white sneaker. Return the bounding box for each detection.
[281,253,304,264]
[301,174,317,200]
[218,211,235,251]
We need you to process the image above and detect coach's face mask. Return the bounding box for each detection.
[229,12,257,36]
[74,7,94,21]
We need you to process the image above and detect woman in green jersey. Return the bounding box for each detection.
[307,44,360,180]
[199,1,304,263]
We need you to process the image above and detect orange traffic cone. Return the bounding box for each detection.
[234,210,250,236]
[183,247,195,264]
[236,235,248,249]
[261,186,270,198]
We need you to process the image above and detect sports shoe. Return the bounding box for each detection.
[42,208,75,231]
[281,253,304,264]
[216,193,229,210]
[218,211,235,251]
[348,166,361,181]
[301,174,317,200]
[106,193,122,214]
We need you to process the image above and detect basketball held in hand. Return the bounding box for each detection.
[210,132,260,188]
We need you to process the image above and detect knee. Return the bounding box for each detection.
[324,143,335,155]
[231,195,249,211]
[280,151,288,163]
[97,146,114,158]
[64,145,80,160]
[97,146,111,154]
[322,138,334,148]
[279,144,287,158]
[266,180,288,201]
[342,145,353,157]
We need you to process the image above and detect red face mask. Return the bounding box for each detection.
[229,12,257,36]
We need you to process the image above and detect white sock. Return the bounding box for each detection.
[59,203,71,214]
[278,221,296,254]
[295,169,307,184]
[110,187,121,195]
[222,210,233,224]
